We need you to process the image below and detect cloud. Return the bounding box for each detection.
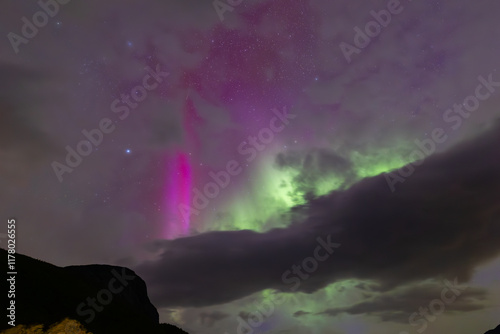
[0,65,59,186]
[318,281,488,322]
[0,65,49,151]
[135,110,500,309]
[293,310,310,318]
[199,310,229,327]
[275,147,355,193]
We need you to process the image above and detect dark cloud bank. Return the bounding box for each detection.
[135,122,500,308]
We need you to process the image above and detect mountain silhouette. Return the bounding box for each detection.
[0,248,188,334]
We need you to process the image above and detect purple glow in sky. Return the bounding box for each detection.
[164,152,192,239]
[1,0,500,333]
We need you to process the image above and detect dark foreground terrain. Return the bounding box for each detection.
[0,248,187,334]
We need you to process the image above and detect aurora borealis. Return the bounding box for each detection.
[2,0,500,333]
[164,151,192,238]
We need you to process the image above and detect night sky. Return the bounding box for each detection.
[1,0,500,333]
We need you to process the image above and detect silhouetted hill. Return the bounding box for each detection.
[0,248,188,334]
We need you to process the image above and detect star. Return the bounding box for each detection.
[125,149,131,154]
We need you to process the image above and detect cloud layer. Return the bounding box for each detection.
[136,122,500,308]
